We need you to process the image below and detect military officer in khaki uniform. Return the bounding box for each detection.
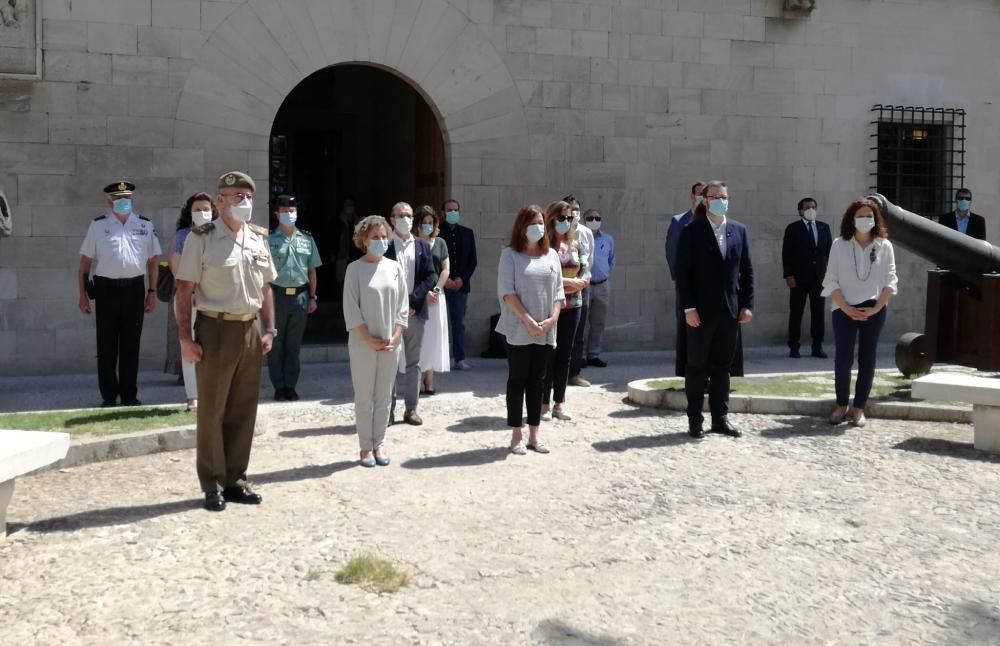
[175,171,277,512]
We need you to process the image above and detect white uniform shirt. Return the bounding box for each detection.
[393,234,416,294]
[79,212,162,279]
[821,237,898,310]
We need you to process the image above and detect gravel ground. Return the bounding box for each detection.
[3,349,1000,645]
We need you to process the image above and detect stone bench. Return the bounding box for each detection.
[912,373,1000,452]
[0,430,70,540]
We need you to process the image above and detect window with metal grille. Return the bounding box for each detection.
[869,105,966,218]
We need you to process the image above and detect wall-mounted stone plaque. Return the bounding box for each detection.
[0,0,39,78]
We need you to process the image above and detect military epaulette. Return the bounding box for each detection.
[298,228,313,237]
[93,215,107,221]
[138,215,151,222]
[249,223,268,236]
[192,222,215,235]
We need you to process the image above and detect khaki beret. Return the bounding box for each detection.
[218,171,256,192]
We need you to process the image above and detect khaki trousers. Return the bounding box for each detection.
[194,315,262,493]
[349,333,398,452]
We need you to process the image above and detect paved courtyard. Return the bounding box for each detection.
[2,352,1000,645]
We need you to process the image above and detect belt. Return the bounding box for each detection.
[275,284,308,296]
[198,310,257,322]
[94,275,144,286]
[590,279,608,285]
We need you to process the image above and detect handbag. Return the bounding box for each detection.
[156,261,175,302]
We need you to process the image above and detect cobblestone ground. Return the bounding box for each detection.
[3,368,1000,645]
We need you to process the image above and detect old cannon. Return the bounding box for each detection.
[867,194,1000,376]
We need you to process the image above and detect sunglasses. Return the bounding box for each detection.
[585,216,601,222]
[556,215,572,222]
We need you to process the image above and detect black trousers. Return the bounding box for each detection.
[543,307,582,405]
[685,315,739,423]
[94,276,145,403]
[675,294,744,378]
[505,342,553,427]
[569,287,589,376]
[788,282,825,350]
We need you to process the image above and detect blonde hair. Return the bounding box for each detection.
[353,215,390,251]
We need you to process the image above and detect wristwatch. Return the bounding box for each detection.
[309,294,318,300]
[265,328,278,336]
[147,288,155,293]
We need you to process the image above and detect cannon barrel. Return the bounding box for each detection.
[867,194,1000,286]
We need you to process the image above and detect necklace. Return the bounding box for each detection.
[851,240,876,282]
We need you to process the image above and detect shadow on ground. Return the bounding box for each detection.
[401,447,508,469]
[279,425,355,439]
[592,432,695,452]
[534,619,628,645]
[759,416,847,439]
[253,460,357,483]
[446,416,508,433]
[893,437,1000,463]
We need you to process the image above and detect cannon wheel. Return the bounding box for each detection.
[895,332,933,377]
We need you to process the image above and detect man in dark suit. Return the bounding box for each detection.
[665,182,703,377]
[439,198,478,370]
[782,197,832,358]
[939,188,986,241]
[676,181,754,439]
[387,203,437,425]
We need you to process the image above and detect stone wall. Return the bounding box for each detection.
[1,0,999,375]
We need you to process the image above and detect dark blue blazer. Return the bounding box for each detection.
[676,216,755,321]
[385,237,437,320]
[665,209,693,280]
[439,223,477,293]
[781,218,832,287]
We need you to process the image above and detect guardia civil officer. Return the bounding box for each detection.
[268,195,321,401]
[175,172,277,512]
[78,181,161,407]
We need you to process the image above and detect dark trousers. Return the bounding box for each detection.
[675,294,744,378]
[832,305,887,409]
[267,289,308,390]
[685,315,739,422]
[788,283,825,350]
[94,276,145,403]
[194,315,262,493]
[569,287,590,376]
[505,342,553,427]
[445,290,468,362]
[543,307,582,405]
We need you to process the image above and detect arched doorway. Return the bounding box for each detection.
[268,64,446,344]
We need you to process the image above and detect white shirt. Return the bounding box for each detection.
[574,223,594,270]
[709,215,727,257]
[821,237,898,310]
[393,234,416,294]
[79,212,162,279]
[802,218,818,245]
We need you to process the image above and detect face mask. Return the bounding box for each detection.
[395,216,413,235]
[708,198,728,217]
[419,224,434,236]
[957,199,971,211]
[525,223,545,243]
[192,209,213,227]
[279,210,297,226]
[555,220,571,235]
[571,209,581,221]
[445,210,460,225]
[693,195,702,206]
[231,198,253,222]
[802,208,817,222]
[113,198,132,215]
[368,238,390,257]
[854,217,875,233]
[585,219,602,231]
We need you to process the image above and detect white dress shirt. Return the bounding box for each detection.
[821,237,898,310]
[709,215,727,257]
[393,234,416,294]
[79,212,162,279]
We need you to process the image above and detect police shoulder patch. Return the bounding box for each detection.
[192,222,215,235]
[138,215,151,222]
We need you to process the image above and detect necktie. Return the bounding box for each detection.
[808,222,816,246]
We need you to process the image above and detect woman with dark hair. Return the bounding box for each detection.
[167,192,217,411]
[540,200,589,422]
[496,205,564,454]
[821,198,897,427]
[416,205,451,394]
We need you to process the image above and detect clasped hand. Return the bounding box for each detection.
[844,305,878,321]
[367,336,397,352]
[523,316,553,337]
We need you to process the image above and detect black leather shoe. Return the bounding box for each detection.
[287,388,300,401]
[789,348,801,358]
[811,347,828,359]
[204,492,226,512]
[101,399,117,408]
[587,357,607,368]
[274,389,287,401]
[688,420,705,439]
[222,486,262,505]
[121,398,142,406]
[711,417,742,437]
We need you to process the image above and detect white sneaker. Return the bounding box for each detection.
[541,410,552,422]
[456,360,472,371]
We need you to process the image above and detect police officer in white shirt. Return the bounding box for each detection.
[78,181,162,407]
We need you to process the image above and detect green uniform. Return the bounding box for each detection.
[267,227,321,391]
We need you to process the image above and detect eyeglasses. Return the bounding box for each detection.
[585,216,601,222]
[556,215,572,222]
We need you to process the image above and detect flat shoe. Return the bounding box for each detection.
[540,411,552,422]
[374,453,390,466]
[360,457,376,468]
[552,410,572,421]
[509,441,527,455]
[829,409,847,425]
[526,442,550,454]
[850,411,868,427]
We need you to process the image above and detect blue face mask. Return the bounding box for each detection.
[279,210,297,226]
[445,210,460,225]
[957,199,971,212]
[419,224,434,236]
[367,238,390,257]
[526,223,546,243]
[693,196,702,206]
[555,219,571,235]
[707,198,728,217]
[113,198,132,215]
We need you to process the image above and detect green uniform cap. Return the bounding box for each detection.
[218,171,256,192]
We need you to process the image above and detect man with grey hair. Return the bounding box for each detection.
[582,208,615,367]
[386,202,437,425]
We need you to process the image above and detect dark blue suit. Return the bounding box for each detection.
[676,216,754,423]
[782,218,832,352]
[440,222,477,362]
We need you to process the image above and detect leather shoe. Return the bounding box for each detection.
[587,357,607,368]
[789,348,801,358]
[688,420,705,439]
[204,492,226,512]
[286,388,300,401]
[101,399,117,408]
[403,410,423,426]
[121,398,142,406]
[811,347,828,359]
[711,417,742,437]
[222,486,262,505]
[274,389,287,401]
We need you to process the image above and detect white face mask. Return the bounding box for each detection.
[395,216,413,235]
[192,209,213,227]
[802,208,817,222]
[571,209,581,222]
[854,217,875,233]
[231,198,253,222]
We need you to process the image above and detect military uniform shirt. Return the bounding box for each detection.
[79,213,162,279]
[176,222,277,315]
[268,228,322,288]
